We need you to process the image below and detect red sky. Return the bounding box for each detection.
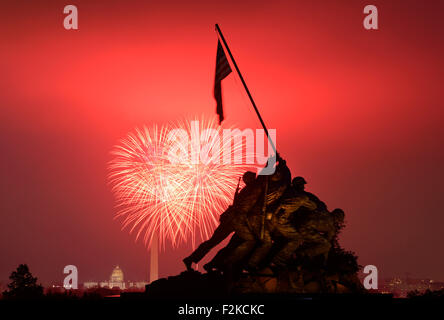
[1,0,443,285]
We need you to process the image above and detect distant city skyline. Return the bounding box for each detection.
[1,261,443,299]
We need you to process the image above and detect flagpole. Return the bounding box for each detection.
[215,24,277,156]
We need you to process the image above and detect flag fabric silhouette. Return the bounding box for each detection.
[214,40,232,124]
[214,24,277,155]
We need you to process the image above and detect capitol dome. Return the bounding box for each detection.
[110,265,124,283]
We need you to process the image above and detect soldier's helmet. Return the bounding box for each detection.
[242,171,256,186]
[292,176,307,186]
[331,208,345,222]
[269,162,291,185]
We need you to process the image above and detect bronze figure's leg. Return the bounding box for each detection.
[271,223,301,267]
[183,222,234,271]
[223,216,257,267]
[247,225,272,270]
[204,234,244,272]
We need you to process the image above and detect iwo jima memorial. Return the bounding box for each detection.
[143,24,366,298]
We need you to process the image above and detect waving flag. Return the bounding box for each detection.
[214,40,232,124]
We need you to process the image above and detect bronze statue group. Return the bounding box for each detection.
[183,154,346,279]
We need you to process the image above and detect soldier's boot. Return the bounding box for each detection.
[203,262,215,273]
[183,257,193,272]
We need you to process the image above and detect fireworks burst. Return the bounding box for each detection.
[108,118,256,249]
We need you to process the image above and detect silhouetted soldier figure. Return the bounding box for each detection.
[197,160,282,273]
[296,208,345,263]
[267,178,318,268]
[292,176,327,211]
[183,171,257,271]
[286,177,342,264]
[223,155,291,270]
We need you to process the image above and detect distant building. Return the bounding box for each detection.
[82,266,148,291]
[83,282,99,289]
[379,277,444,297]
[100,266,126,289]
[128,281,149,290]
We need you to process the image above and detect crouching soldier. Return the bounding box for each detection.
[182,171,256,271]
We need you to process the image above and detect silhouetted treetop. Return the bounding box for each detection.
[3,264,43,299]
